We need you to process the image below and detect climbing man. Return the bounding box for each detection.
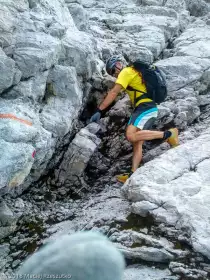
[89,56,179,183]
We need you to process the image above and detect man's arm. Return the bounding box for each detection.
[98,84,123,111]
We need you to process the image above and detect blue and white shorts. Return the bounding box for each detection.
[128,103,158,130]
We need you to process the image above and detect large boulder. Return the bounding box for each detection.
[61,30,97,79]
[156,56,210,92]
[174,20,210,58]
[40,65,83,137]
[13,32,62,78]
[0,96,55,194]
[0,0,98,195]
[122,128,210,259]
[54,123,101,187]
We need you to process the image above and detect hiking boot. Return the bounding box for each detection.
[116,173,130,183]
[116,170,134,183]
[166,128,179,147]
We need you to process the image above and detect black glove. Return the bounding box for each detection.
[89,109,102,123]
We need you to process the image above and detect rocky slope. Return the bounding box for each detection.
[0,0,210,279]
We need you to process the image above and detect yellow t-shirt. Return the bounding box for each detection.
[115,66,153,107]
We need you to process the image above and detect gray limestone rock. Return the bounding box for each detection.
[4,71,48,101]
[0,0,29,47]
[110,230,188,260]
[0,48,21,93]
[1,0,208,200]
[54,123,101,187]
[124,265,178,280]
[0,244,10,270]
[186,0,209,17]
[199,69,210,94]
[47,65,82,106]
[0,140,35,190]
[164,0,187,12]
[173,97,200,129]
[156,56,210,92]
[13,32,62,78]
[198,94,210,106]
[46,187,130,239]
[137,0,163,6]
[1,2,210,277]
[0,200,17,240]
[174,20,210,58]
[40,65,83,137]
[0,0,101,195]
[61,30,97,79]
[28,0,76,35]
[0,200,15,227]
[118,244,175,263]
[67,3,89,31]
[169,262,208,279]
[122,129,210,259]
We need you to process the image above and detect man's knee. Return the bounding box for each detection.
[126,132,134,143]
[126,125,138,143]
[126,131,141,143]
[126,131,144,143]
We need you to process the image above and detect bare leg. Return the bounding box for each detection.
[126,124,164,143]
[132,141,143,172]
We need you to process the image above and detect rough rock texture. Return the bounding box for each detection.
[0,140,35,190]
[0,200,17,239]
[111,230,187,263]
[185,0,209,17]
[1,0,210,279]
[0,0,209,196]
[0,48,21,92]
[124,265,178,280]
[53,123,101,187]
[169,262,208,279]
[46,186,130,238]
[0,0,97,195]
[174,19,210,58]
[122,128,210,259]
[0,244,10,270]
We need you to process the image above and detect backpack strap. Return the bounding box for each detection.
[126,85,148,108]
[126,85,146,94]
[134,90,136,108]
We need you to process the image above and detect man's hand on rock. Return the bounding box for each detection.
[89,109,102,123]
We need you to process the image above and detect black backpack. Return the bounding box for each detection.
[127,60,167,105]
